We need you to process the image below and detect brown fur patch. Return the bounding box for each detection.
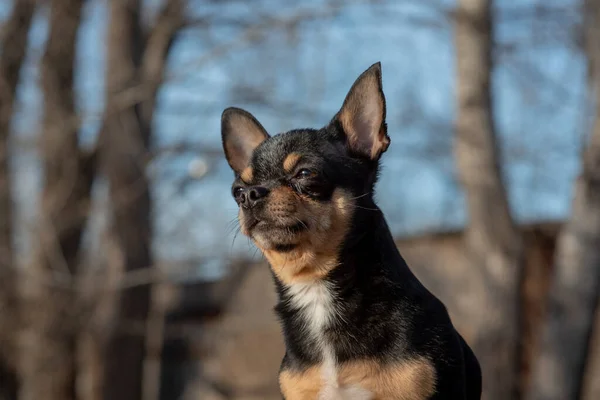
[258,188,353,284]
[338,358,437,399]
[279,366,322,400]
[283,152,302,173]
[279,357,436,399]
[240,166,253,183]
[269,186,297,206]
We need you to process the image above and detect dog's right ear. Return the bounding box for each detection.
[221,107,269,174]
[332,62,390,160]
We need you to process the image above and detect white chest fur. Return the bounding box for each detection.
[286,282,373,400]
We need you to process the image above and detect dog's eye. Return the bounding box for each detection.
[296,169,315,179]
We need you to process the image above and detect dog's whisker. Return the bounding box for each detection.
[338,203,380,212]
[294,217,309,230]
[353,205,379,211]
[348,192,371,201]
[230,226,241,250]
[225,217,241,235]
[226,223,240,237]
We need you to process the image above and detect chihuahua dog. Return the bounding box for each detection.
[221,62,481,399]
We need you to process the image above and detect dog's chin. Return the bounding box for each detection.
[249,220,308,252]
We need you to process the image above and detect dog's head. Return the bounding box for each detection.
[221,62,390,282]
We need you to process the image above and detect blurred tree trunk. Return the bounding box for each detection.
[101,2,148,399]
[526,1,600,399]
[454,0,525,399]
[19,0,94,399]
[101,1,182,399]
[0,2,36,399]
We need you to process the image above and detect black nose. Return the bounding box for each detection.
[241,186,269,208]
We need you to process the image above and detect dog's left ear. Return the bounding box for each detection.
[333,62,390,160]
[221,107,269,174]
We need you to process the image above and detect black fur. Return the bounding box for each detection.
[222,62,482,399]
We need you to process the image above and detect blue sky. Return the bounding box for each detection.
[1,0,585,277]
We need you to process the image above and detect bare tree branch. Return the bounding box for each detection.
[139,0,184,132]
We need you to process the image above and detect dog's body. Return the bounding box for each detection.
[221,62,481,399]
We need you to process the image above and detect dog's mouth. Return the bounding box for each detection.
[256,220,306,232]
[249,220,309,251]
[271,243,298,252]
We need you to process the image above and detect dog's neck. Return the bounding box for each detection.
[335,204,414,285]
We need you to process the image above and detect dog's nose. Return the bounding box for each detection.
[242,186,269,208]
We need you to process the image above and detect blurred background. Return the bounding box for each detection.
[0,0,599,399]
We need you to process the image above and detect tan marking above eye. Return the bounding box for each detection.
[240,166,253,183]
[283,152,302,173]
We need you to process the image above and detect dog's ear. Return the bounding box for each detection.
[221,107,269,174]
[333,62,390,160]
